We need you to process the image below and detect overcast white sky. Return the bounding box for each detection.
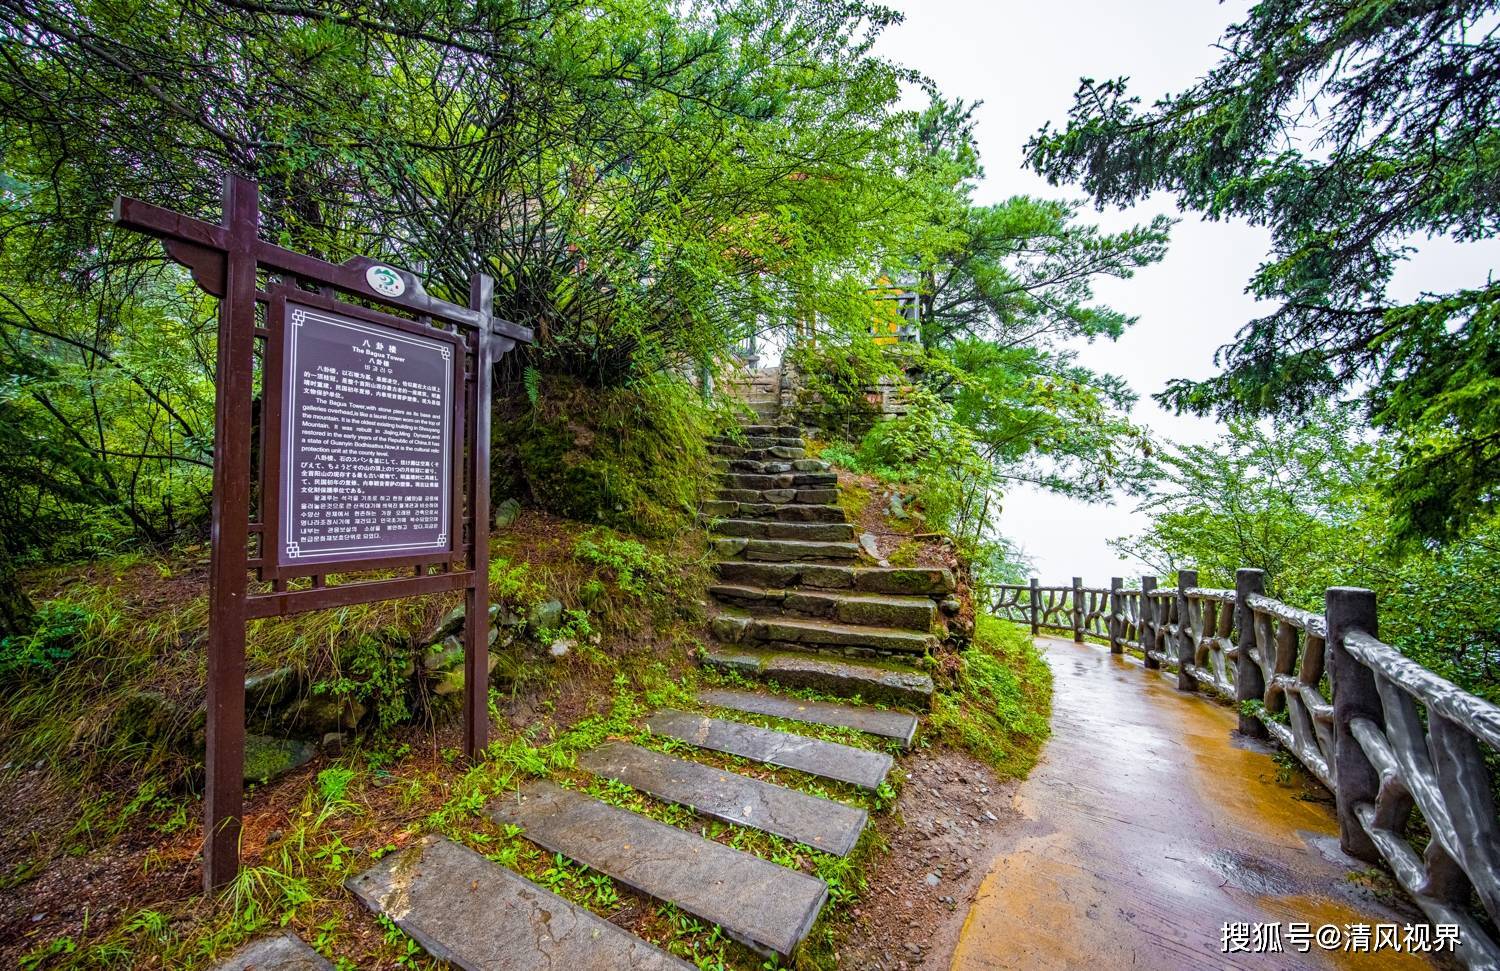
[852,0,1500,584]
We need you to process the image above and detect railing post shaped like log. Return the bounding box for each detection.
[1029,577,1039,637]
[1140,576,1159,669]
[1109,576,1124,654]
[1176,569,1198,691]
[1072,576,1084,643]
[1326,586,1383,863]
[1234,568,1268,738]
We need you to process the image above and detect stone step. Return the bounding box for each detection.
[714,457,829,475]
[736,424,803,437]
[710,435,805,449]
[490,781,827,958]
[716,487,839,505]
[702,646,934,707]
[711,537,863,562]
[348,835,689,970]
[577,742,866,856]
[647,710,893,789]
[708,444,806,460]
[712,610,937,654]
[721,471,837,491]
[698,688,919,748]
[700,500,847,523]
[214,931,332,971]
[709,584,936,630]
[709,519,857,543]
[713,561,956,596]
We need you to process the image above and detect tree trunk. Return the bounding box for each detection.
[0,549,35,641]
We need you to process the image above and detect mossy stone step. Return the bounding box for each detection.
[348,835,689,970]
[716,487,839,505]
[715,457,828,475]
[711,434,805,449]
[721,471,836,491]
[708,444,806,460]
[698,688,919,748]
[737,424,803,437]
[701,500,847,523]
[709,584,936,630]
[490,781,827,958]
[646,710,893,789]
[702,646,934,707]
[709,519,856,542]
[711,537,863,562]
[711,610,937,654]
[213,931,332,970]
[577,741,867,855]
[713,561,956,595]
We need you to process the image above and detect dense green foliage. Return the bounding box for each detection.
[0,0,917,567]
[804,96,1167,574]
[1028,0,1500,542]
[1114,408,1500,701]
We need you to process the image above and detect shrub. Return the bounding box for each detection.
[0,600,94,684]
[493,373,715,537]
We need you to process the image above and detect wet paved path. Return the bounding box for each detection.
[951,637,1432,971]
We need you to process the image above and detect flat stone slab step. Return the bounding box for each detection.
[699,688,919,748]
[713,561,956,595]
[490,781,827,958]
[710,519,856,542]
[578,741,867,855]
[709,584,936,630]
[348,835,689,970]
[646,710,893,789]
[712,537,863,562]
[712,610,937,653]
[702,646,934,707]
[214,931,332,970]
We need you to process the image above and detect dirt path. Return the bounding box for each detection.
[948,637,1435,971]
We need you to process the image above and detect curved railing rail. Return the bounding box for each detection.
[984,570,1500,969]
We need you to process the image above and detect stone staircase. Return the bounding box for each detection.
[216,419,941,970]
[700,421,952,708]
[222,687,918,968]
[723,365,782,422]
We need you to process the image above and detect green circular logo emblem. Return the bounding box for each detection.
[365,265,406,297]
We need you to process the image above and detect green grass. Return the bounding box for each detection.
[927,614,1053,779]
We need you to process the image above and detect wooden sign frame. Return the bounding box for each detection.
[112,175,531,889]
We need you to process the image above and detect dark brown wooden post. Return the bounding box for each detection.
[462,273,495,763]
[1071,576,1084,643]
[203,175,258,891]
[1326,586,1382,862]
[1175,568,1197,691]
[1140,575,1159,668]
[1028,578,1039,636]
[1109,576,1124,653]
[1234,568,1268,737]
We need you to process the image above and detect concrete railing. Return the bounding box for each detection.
[987,570,1500,970]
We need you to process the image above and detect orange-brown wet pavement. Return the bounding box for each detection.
[950,637,1434,971]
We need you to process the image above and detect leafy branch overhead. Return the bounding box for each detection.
[1026,0,1500,540]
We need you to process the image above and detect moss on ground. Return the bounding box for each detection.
[492,374,728,539]
[928,614,1053,780]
